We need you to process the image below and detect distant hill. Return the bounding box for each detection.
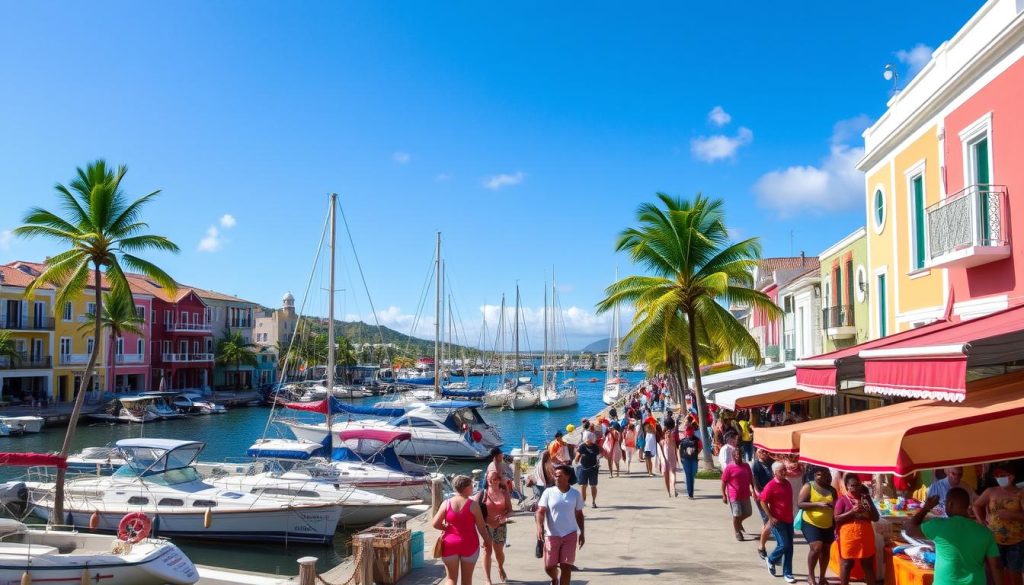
[302,318,477,357]
[580,337,633,354]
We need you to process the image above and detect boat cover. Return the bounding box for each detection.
[0,453,67,468]
[284,397,406,417]
[441,388,485,398]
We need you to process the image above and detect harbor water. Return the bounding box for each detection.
[0,369,645,575]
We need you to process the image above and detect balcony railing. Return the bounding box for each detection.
[0,353,52,369]
[822,305,855,329]
[115,353,145,364]
[764,345,780,360]
[0,316,55,331]
[162,353,214,363]
[60,353,91,365]
[926,184,1010,269]
[165,322,213,333]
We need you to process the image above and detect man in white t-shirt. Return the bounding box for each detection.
[718,431,739,469]
[536,465,585,585]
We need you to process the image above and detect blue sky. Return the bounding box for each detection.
[0,1,982,349]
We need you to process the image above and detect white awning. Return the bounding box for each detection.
[712,376,813,411]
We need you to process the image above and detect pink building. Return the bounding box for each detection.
[108,293,153,392]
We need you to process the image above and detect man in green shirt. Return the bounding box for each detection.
[906,487,1001,585]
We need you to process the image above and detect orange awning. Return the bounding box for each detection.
[756,371,1024,475]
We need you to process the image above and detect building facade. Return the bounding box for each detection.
[858,0,1024,333]
[777,268,822,362]
[0,265,55,402]
[747,256,821,363]
[819,228,870,352]
[191,287,261,389]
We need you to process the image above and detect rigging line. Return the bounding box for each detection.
[261,198,331,441]
[406,250,436,353]
[337,201,389,363]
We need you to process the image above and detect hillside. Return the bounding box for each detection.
[580,337,634,354]
[302,318,476,357]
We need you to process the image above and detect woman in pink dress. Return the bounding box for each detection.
[602,421,623,477]
[622,422,638,474]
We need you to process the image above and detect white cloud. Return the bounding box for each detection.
[219,214,237,229]
[691,127,753,163]
[434,172,452,182]
[483,171,525,190]
[392,152,411,164]
[753,116,870,217]
[727,227,742,240]
[708,106,732,127]
[197,226,222,252]
[896,43,934,79]
[0,229,13,251]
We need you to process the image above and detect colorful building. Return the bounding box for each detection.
[747,256,820,363]
[818,228,870,352]
[858,0,1024,333]
[188,287,261,389]
[0,264,55,402]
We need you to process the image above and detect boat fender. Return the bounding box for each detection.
[152,515,160,538]
[203,507,213,529]
[20,571,31,585]
[80,567,92,584]
[88,511,100,531]
[471,431,482,443]
[66,512,74,527]
[117,512,151,543]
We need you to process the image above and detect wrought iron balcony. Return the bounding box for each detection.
[0,353,52,369]
[822,305,856,339]
[0,315,55,331]
[164,322,213,333]
[926,184,1010,270]
[162,352,214,363]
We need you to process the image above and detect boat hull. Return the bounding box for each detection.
[285,421,490,460]
[0,538,197,585]
[0,416,44,434]
[540,395,577,409]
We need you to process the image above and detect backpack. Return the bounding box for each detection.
[476,490,489,521]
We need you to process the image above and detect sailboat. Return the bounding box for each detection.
[481,295,516,408]
[602,277,630,405]
[506,285,539,411]
[540,276,577,409]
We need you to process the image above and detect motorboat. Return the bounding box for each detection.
[66,446,125,475]
[0,518,198,585]
[0,421,20,437]
[137,392,186,419]
[88,396,159,423]
[0,416,44,434]
[24,439,342,545]
[173,393,227,415]
[283,400,500,460]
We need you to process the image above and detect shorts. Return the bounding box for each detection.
[578,466,599,486]
[755,500,769,523]
[729,498,752,518]
[802,522,836,545]
[543,532,578,569]
[442,548,480,564]
[999,541,1024,572]
[486,523,508,544]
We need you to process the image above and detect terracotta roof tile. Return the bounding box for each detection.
[757,256,821,272]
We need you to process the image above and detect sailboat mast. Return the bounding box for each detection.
[514,285,520,379]
[498,294,506,385]
[543,282,548,391]
[433,232,441,398]
[327,193,337,431]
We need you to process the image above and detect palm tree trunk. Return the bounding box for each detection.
[685,307,715,469]
[236,359,241,392]
[53,264,103,524]
[108,334,116,393]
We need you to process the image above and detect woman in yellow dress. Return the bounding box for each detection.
[798,466,837,585]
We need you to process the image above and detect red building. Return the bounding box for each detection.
[127,276,214,391]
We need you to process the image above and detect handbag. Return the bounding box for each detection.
[433,499,450,558]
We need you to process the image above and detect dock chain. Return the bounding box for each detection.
[315,544,363,585]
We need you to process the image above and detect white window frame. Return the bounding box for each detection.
[181,311,189,325]
[137,338,144,356]
[958,112,994,189]
[59,337,72,356]
[63,301,73,321]
[164,310,172,327]
[179,340,188,355]
[116,338,124,355]
[136,305,145,320]
[872,184,887,234]
[86,337,95,355]
[86,302,96,316]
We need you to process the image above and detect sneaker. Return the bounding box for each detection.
[765,557,776,577]
[591,502,598,508]
[783,575,796,584]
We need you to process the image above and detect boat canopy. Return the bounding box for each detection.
[0,452,67,469]
[440,388,485,399]
[284,397,406,418]
[247,438,328,460]
[337,429,412,443]
[115,439,204,476]
[424,400,483,409]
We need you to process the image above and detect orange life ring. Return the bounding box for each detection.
[117,512,152,543]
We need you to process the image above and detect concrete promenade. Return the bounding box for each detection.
[408,467,812,585]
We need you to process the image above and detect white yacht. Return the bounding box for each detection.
[172,393,226,415]
[25,439,342,545]
[0,518,198,585]
[0,416,44,434]
[283,401,500,460]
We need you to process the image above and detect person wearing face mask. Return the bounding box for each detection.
[973,465,1024,585]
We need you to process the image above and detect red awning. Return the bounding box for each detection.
[860,304,1024,402]
[793,318,953,395]
[0,453,67,468]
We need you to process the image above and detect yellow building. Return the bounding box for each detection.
[0,264,56,402]
[859,122,947,336]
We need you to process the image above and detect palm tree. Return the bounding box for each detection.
[0,330,22,371]
[79,292,145,394]
[598,193,781,468]
[15,160,178,521]
[216,331,258,390]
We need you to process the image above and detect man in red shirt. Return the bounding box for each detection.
[761,461,796,583]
